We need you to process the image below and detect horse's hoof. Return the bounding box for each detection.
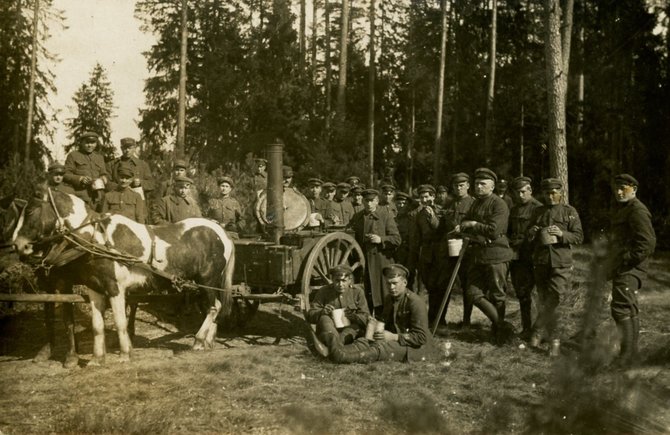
[119,353,131,363]
[63,354,79,369]
[33,345,52,363]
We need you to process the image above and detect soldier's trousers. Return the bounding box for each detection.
[533,265,571,339]
[611,274,641,321]
[466,262,508,306]
[316,315,364,347]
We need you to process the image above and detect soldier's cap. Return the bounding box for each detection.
[336,182,351,191]
[497,178,508,188]
[79,131,99,143]
[322,182,336,191]
[346,176,361,184]
[307,177,323,186]
[394,191,410,201]
[382,263,409,279]
[474,167,498,183]
[48,162,65,174]
[380,183,396,193]
[417,184,436,195]
[120,137,137,149]
[512,176,532,189]
[329,264,353,277]
[283,165,294,178]
[117,166,134,178]
[541,177,563,190]
[350,186,363,194]
[614,173,638,187]
[362,188,380,199]
[218,176,234,187]
[254,158,267,165]
[451,172,470,184]
[173,159,188,169]
[174,175,193,186]
[437,185,448,193]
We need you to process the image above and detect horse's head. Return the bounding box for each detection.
[12,187,88,258]
[0,197,27,248]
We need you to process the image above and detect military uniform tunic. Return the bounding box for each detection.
[108,157,155,196]
[508,198,543,301]
[151,195,202,224]
[380,290,433,362]
[102,187,147,224]
[607,198,656,319]
[63,150,108,204]
[207,196,243,231]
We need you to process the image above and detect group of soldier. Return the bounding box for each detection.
[46,132,242,232]
[45,132,656,368]
[305,167,655,368]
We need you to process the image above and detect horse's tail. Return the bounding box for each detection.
[218,241,235,318]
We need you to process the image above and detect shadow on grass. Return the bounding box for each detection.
[380,393,454,434]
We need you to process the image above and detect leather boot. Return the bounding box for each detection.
[462,293,473,326]
[519,299,533,337]
[474,298,499,342]
[329,339,380,364]
[306,328,330,358]
[615,317,636,368]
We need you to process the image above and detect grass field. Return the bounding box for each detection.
[0,247,669,434]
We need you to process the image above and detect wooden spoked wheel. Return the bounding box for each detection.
[300,232,365,314]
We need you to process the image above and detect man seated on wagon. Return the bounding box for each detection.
[305,264,370,352]
[151,175,202,224]
[308,264,434,364]
[101,166,147,223]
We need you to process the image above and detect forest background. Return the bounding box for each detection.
[1,0,669,245]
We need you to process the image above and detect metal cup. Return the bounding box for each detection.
[331,308,350,329]
[365,318,377,341]
[92,178,105,190]
[540,227,558,245]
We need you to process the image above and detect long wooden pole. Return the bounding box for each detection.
[24,0,39,166]
[176,0,188,158]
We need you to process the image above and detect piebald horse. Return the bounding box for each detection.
[11,187,235,366]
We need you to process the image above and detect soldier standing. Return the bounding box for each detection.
[508,176,542,338]
[605,174,655,367]
[349,189,401,315]
[63,131,109,210]
[457,168,514,344]
[379,183,398,218]
[393,191,413,269]
[332,182,355,226]
[495,178,514,210]
[436,185,450,208]
[438,172,475,327]
[527,178,583,356]
[207,176,243,234]
[151,176,202,224]
[350,186,365,213]
[101,166,147,223]
[305,178,330,227]
[408,185,444,327]
[253,158,268,193]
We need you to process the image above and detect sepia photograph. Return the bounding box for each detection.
[1,0,669,433]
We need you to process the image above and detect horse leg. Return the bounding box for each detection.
[193,291,220,351]
[33,301,54,363]
[87,291,107,366]
[109,294,133,362]
[62,302,79,369]
[204,298,223,349]
[127,302,138,340]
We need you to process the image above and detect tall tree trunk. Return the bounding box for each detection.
[299,0,306,71]
[408,89,416,192]
[335,0,350,121]
[311,0,318,83]
[433,0,448,183]
[484,0,497,163]
[324,0,332,142]
[543,0,573,200]
[24,0,39,166]
[367,0,376,187]
[176,0,188,159]
[576,2,584,148]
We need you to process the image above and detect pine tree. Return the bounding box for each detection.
[65,63,116,158]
